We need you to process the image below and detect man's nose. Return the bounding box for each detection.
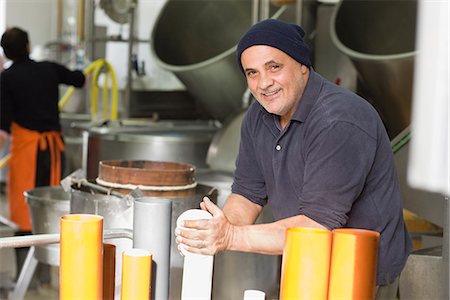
[258,72,274,89]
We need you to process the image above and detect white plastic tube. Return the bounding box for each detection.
[177,209,214,300]
[244,289,266,300]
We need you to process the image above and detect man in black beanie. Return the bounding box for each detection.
[176,19,411,298]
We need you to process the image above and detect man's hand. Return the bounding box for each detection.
[175,197,234,255]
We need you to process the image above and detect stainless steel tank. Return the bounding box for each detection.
[330,0,417,138]
[81,120,219,179]
[150,1,288,122]
[25,186,70,266]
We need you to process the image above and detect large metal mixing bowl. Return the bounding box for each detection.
[81,120,219,179]
[330,0,417,138]
[150,1,288,122]
[25,186,70,266]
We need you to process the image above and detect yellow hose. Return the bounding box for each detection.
[0,153,11,170]
[58,59,118,121]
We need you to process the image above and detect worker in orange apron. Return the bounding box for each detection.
[0,27,85,232]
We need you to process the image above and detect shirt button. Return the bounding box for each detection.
[276,144,282,151]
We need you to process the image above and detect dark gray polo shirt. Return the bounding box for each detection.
[231,70,412,285]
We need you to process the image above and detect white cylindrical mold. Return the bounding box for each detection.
[177,209,214,300]
[133,198,172,300]
[243,289,266,300]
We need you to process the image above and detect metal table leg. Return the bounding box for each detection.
[11,246,38,300]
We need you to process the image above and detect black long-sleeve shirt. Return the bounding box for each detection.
[0,57,85,133]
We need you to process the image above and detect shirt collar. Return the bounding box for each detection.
[291,69,323,123]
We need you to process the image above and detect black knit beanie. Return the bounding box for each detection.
[236,19,311,74]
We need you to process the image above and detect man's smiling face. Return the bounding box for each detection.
[241,45,309,127]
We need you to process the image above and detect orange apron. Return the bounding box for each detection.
[8,122,64,231]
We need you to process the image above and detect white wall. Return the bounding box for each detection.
[3,0,58,53]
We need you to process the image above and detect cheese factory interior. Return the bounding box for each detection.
[0,0,448,300]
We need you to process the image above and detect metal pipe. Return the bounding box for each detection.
[124,3,136,119]
[260,0,270,20]
[77,0,85,42]
[133,198,172,300]
[0,228,133,249]
[296,0,303,27]
[56,0,63,39]
[252,0,260,24]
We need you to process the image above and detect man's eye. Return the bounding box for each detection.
[270,64,280,70]
[246,70,256,77]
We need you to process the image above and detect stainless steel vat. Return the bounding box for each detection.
[81,120,219,179]
[150,1,288,122]
[330,0,417,138]
[25,186,70,266]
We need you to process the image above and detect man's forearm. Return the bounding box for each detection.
[222,193,262,225]
[228,214,327,255]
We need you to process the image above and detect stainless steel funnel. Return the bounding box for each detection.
[330,0,417,138]
[150,1,287,122]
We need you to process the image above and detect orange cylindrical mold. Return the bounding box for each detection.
[328,228,380,300]
[103,243,116,300]
[60,214,103,300]
[121,248,152,300]
[279,227,333,300]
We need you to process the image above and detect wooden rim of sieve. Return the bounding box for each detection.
[98,160,196,187]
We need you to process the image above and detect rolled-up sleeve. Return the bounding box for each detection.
[232,112,267,206]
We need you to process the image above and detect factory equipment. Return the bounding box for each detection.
[99,0,134,25]
[79,120,219,179]
[150,1,290,122]
[330,0,417,139]
[25,187,70,267]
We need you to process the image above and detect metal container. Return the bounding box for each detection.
[150,1,288,122]
[81,120,219,179]
[330,0,417,138]
[25,186,70,266]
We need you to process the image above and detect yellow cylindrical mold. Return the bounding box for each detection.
[121,248,152,300]
[279,227,332,300]
[328,228,380,300]
[60,214,103,300]
[103,243,116,300]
